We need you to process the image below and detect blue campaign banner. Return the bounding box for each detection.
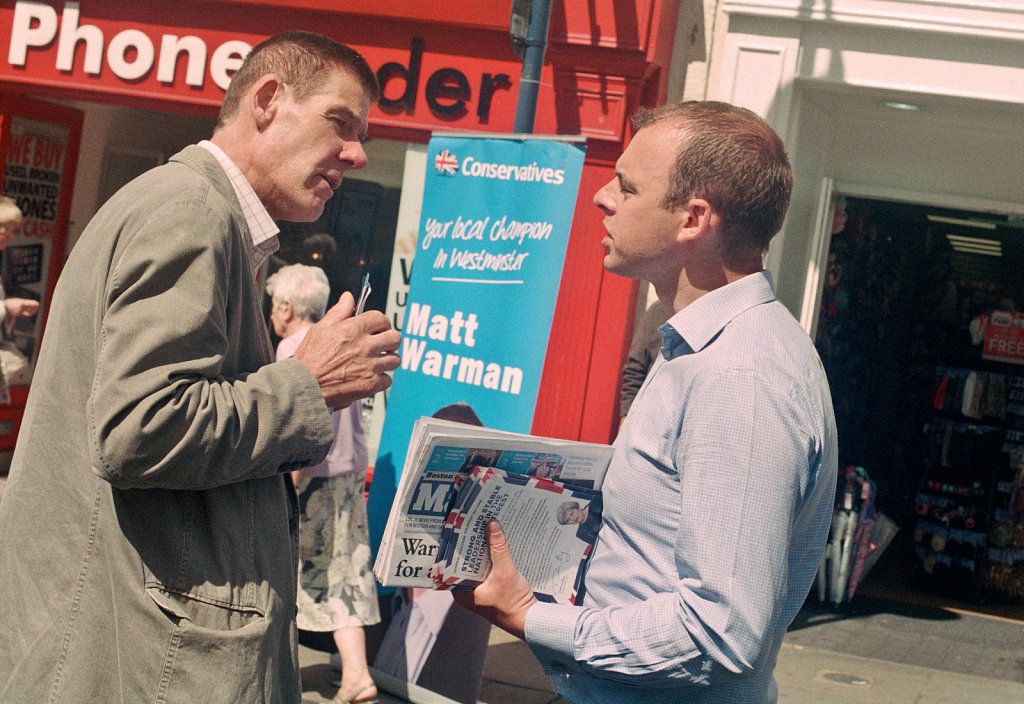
[368,134,586,557]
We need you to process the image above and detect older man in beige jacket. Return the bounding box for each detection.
[0,32,399,704]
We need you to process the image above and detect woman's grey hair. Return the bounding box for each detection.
[0,196,23,225]
[265,263,330,322]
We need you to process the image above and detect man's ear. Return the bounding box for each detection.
[251,75,283,131]
[676,198,715,244]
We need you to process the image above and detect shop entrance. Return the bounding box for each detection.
[815,194,1024,613]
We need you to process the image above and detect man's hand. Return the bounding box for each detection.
[292,291,401,409]
[452,520,537,640]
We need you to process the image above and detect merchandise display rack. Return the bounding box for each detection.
[913,361,1024,602]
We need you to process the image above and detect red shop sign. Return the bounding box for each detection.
[0,1,517,129]
[983,310,1024,366]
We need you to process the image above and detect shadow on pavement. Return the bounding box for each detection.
[789,593,960,633]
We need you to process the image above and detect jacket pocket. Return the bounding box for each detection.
[146,586,265,631]
[146,587,272,704]
[124,483,269,614]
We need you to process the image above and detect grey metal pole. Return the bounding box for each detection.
[512,0,553,134]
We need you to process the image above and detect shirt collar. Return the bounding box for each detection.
[198,140,279,268]
[659,271,777,360]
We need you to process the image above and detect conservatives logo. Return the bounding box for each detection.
[432,148,567,185]
[434,149,459,176]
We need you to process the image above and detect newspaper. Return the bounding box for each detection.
[374,417,613,599]
[433,466,602,604]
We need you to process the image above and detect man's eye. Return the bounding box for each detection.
[328,115,351,130]
[331,117,365,141]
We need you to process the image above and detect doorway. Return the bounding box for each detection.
[815,194,1024,611]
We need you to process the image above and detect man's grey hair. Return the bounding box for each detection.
[216,31,379,130]
[265,263,330,322]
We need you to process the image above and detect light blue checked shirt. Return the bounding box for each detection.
[525,271,837,704]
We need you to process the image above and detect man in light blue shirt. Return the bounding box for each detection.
[454,101,838,703]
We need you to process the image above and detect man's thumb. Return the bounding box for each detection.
[326,290,355,319]
[486,519,510,559]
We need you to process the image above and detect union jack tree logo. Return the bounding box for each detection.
[434,149,459,175]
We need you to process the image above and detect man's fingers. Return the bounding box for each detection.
[368,326,402,353]
[292,289,401,410]
[357,308,392,333]
[453,518,535,639]
[323,292,391,336]
[374,352,402,375]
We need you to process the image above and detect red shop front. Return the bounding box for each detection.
[0,0,681,452]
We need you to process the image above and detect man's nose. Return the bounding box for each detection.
[593,180,615,214]
[341,140,368,170]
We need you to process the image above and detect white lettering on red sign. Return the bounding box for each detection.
[983,311,1024,365]
[8,1,250,90]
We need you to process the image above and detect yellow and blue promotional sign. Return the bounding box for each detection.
[368,134,586,557]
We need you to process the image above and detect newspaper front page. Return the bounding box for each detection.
[374,417,613,591]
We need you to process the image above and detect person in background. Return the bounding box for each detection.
[0,197,40,402]
[0,32,400,703]
[0,197,39,333]
[267,263,380,704]
[618,296,671,424]
[454,101,838,704]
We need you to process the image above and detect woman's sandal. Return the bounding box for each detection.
[332,681,379,704]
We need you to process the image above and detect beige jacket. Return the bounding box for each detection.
[0,146,334,703]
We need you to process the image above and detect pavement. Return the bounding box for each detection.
[297,619,1024,704]
[297,586,1024,704]
[4,467,1023,703]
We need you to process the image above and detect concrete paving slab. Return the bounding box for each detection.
[962,644,1024,682]
[477,680,561,704]
[788,595,1024,683]
[299,645,465,704]
[784,645,933,703]
[775,643,1024,704]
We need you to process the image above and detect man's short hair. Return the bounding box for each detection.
[0,196,23,226]
[265,263,330,322]
[632,101,793,262]
[217,31,380,129]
